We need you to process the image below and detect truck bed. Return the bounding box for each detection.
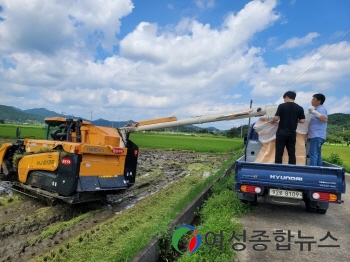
[235,155,346,194]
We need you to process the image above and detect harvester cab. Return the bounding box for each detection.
[45,117,84,142]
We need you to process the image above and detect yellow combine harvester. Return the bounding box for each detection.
[0,106,276,204]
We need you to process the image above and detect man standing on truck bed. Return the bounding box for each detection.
[307,93,328,166]
[271,91,305,164]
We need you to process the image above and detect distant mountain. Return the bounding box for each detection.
[23,108,66,118]
[0,104,44,123]
[327,113,350,128]
[92,118,132,128]
[0,105,82,124]
[1,104,233,131]
[22,108,134,127]
[0,105,133,127]
[10,106,23,111]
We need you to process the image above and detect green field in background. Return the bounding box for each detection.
[323,144,350,168]
[129,132,243,153]
[0,124,46,139]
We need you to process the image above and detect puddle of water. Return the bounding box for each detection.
[0,182,13,196]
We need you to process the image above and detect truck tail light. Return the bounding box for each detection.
[240,185,262,194]
[312,192,337,202]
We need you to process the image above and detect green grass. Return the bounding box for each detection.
[0,195,21,207]
[322,144,350,171]
[130,132,243,153]
[176,174,253,262]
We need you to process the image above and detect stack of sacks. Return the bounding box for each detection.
[253,114,311,165]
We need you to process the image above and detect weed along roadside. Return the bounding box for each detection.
[174,174,253,262]
[137,165,253,262]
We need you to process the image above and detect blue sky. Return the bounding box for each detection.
[0,0,349,130]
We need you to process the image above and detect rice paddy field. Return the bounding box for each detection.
[0,124,46,139]
[0,124,349,169]
[129,132,244,153]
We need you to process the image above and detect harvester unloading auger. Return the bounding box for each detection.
[0,105,277,204]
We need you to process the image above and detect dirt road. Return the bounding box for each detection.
[235,174,350,262]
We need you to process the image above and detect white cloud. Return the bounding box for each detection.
[0,0,134,54]
[277,32,320,50]
[195,0,216,9]
[0,0,349,130]
[250,41,350,99]
[325,96,350,115]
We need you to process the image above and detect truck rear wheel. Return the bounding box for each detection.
[305,200,316,213]
[240,196,257,206]
[305,199,328,214]
[316,208,327,215]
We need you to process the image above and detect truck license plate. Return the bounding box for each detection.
[269,189,303,199]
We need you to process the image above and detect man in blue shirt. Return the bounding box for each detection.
[307,93,328,166]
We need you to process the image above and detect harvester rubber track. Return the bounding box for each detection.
[1,181,106,205]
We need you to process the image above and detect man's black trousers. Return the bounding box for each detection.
[275,134,296,164]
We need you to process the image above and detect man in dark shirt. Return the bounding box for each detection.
[271,91,305,164]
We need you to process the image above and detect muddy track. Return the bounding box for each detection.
[0,149,231,262]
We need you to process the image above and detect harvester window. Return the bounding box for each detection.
[50,124,68,141]
[51,130,67,141]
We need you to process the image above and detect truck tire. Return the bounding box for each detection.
[305,200,316,213]
[240,196,257,206]
[316,208,327,215]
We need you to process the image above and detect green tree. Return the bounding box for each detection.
[0,119,4,124]
[326,134,338,144]
[343,130,350,146]
[225,125,249,138]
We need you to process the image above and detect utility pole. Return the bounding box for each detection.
[91,111,92,121]
[247,99,253,137]
[245,100,253,162]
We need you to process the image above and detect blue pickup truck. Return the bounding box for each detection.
[234,125,346,215]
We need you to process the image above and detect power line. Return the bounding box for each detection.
[253,26,350,103]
